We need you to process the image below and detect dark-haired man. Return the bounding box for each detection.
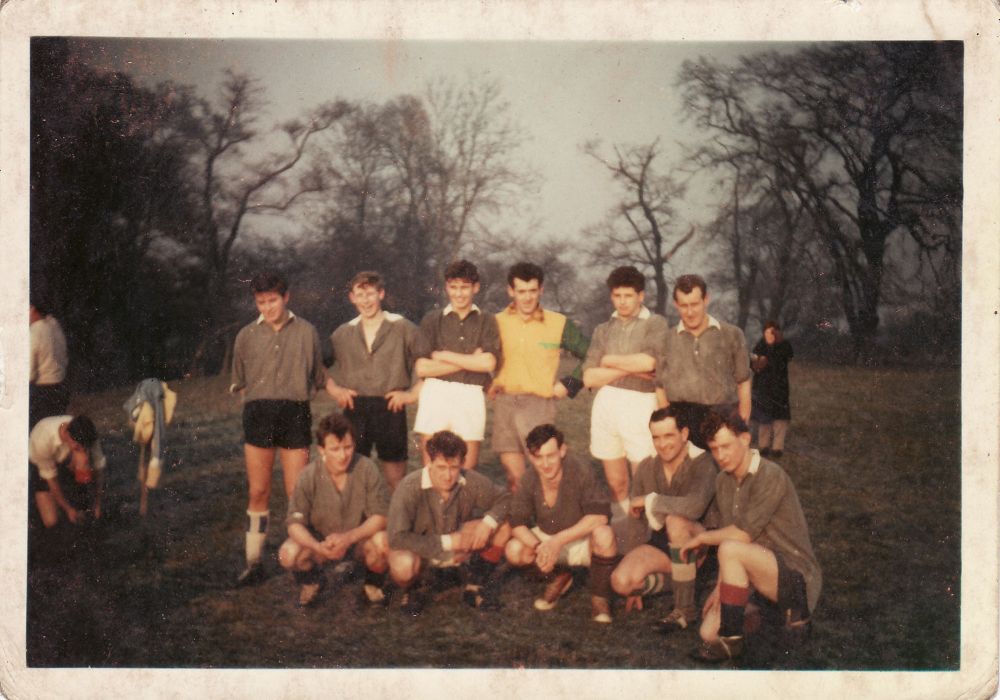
[414,260,501,470]
[659,274,752,449]
[386,430,511,614]
[583,266,669,519]
[279,413,390,608]
[681,411,821,662]
[30,415,106,528]
[610,406,717,630]
[231,271,329,585]
[505,424,618,624]
[326,271,424,492]
[491,262,589,490]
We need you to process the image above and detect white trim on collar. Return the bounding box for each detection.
[348,311,405,327]
[612,306,652,321]
[443,303,480,316]
[420,465,467,489]
[256,310,297,325]
[675,314,722,333]
[687,442,706,459]
[748,449,761,475]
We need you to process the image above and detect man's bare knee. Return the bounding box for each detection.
[591,524,617,556]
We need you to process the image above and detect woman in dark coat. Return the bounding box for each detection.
[750,320,793,458]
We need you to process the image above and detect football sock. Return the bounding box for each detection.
[245,510,269,564]
[719,582,751,637]
[479,544,505,564]
[590,553,621,600]
[632,572,667,597]
[670,546,698,612]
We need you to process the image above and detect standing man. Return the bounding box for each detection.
[659,274,752,449]
[29,296,69,430]
[230,271,329,586]
[504,424,618,624]
[582,266,669,519]
[681,411,821,662]
[279,413,390,608]
[386,430,511,615]
[491,262,589,490]
[413,260,501,470]
[610,406,717,630]
[325,271,424,492]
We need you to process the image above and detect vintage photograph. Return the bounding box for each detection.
[2,2,997,699]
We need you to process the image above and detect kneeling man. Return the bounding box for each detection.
[681,411,821,662]
[279,413,390,607]
[505,424,618,623]
[387,430,511,614]
[611,406,717,630]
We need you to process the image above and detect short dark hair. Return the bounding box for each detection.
[66,415,98,448]
[507,262,544,288]
[349,271,384,292]
[673,274,707,301]
[701,410,749,443]
[649,405,684,427]
[315,412,357,446]
[606,266,645,293]
[763,319,781,332]
[250,271,288,296]
[444,259,480,284]
[426,430,467,462]
[525,423,565,454]
[30,290,52,316]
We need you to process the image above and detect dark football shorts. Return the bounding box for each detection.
[345,396,408,462]
[243,400,313,449]
[648,526,672,555]
[750,550,809,621]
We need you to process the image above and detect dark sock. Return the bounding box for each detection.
[590,554,621,600]
[719,582,750,636]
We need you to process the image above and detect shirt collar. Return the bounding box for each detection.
[443,303,480,317]
[420,465,467,489]
[256,310,296,325]
[612,306,652,321]
[748,449,761,475]
[675,314,721,334]
[348,311,404,326]
[687,441,706,460]
[504,303,545,322]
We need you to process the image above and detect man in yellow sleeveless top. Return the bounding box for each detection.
[490,262,589,491]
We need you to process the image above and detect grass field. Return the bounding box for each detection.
[25,361,961,670]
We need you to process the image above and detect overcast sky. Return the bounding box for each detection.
[70,38,805,271]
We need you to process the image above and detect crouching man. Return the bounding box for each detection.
[505,424,618,624]
[386,430,511,614]
[279,413,390,608]
[680,411,821,662]
[30,415,106,528]
[610,406,718,630]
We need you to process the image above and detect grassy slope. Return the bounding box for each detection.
[26,362,960,669]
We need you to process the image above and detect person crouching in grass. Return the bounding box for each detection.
[504,424,619,624]
[681,410,821,662]
[278,413,390,608]
[386,430,511,615]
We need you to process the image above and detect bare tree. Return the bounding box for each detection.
[581,139,695,315]
[175,70,352,320]
[678,43,962,363]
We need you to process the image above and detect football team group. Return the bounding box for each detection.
[28,260,820,664]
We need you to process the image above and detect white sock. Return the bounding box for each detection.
[245,510,269,564]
